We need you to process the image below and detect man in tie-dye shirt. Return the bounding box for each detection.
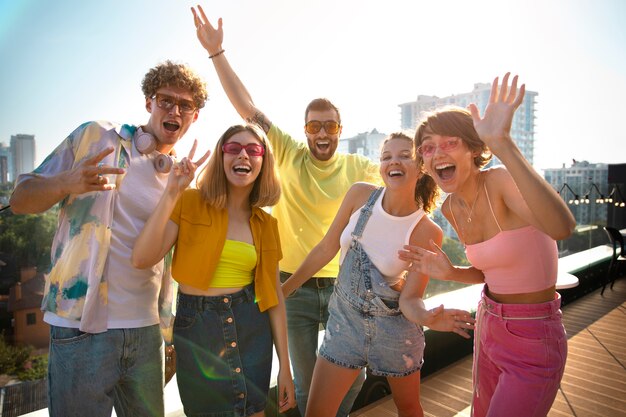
[10,61,207,417]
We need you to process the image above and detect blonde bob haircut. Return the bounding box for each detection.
[196,124,281,209]
[415,106,492,169]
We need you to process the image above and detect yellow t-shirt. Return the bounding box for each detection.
[268,124,381,277]
[169,189,282,312]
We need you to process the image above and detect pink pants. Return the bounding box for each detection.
[472,289,568,417]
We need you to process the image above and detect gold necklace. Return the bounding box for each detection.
[462,173,481,223]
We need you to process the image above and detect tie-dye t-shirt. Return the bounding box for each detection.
[16,120,174,334]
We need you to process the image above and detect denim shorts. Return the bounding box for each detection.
[320,285,425,378]
[173,284,272,417]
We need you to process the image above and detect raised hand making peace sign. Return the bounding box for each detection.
[191,5,224,57]
[61,146,125,195]
[166,139,211,195]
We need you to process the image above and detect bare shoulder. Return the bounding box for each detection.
[411,215,443,242]
[483,166,512,187]
[481,166,517,201]
[348,182,379,202]
[343,182,378,213]
[410,214,443,248]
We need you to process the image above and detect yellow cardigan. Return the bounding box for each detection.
[170,189,281,312]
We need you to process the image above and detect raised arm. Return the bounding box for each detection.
[10,147,125,214]
[281,183,373,297]
[469,73,575,240]
[191,5,272,133]
[132,141,210,268]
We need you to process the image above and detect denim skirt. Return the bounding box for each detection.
[173,284,272,417]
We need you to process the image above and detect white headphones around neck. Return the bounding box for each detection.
[135,127,175,173]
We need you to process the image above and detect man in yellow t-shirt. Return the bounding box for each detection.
[193,11,380,417]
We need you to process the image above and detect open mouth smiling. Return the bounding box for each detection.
[316,140,330,150]
[163,121,180,132]
[233,164,252,174]
[389,170,404,177]
[435,163,456,181]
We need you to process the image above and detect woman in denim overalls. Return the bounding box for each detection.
[283,133,475,417]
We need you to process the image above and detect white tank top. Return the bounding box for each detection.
[339,188,425,285]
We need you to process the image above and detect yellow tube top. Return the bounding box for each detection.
[210,240,257,288]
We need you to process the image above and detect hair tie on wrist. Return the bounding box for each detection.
[209,49,225,59]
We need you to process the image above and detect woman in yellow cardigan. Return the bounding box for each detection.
[133,124,295,416]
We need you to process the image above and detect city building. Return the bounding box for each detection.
[0,143,11,184]
[10,134,36,182]
[544,160,609,226]
[338,128,387,163]
[399,82,538,166]
[7,266,48,349]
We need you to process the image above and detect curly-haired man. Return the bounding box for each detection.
[10,60,208,417]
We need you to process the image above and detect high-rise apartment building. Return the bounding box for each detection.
[0,143,10,184]
[544,160,609,226]
[399,82,538,166]
[10,134,36,182]
[338,128,387,163]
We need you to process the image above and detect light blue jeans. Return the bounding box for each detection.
[48,324,164,417]
[282,272,365,417]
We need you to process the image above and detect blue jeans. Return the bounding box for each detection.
[48,324,164,417]
[281,272,365,417]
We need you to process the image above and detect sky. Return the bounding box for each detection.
[1,0,625,173]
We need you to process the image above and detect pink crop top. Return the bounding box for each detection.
[450,183,558,294]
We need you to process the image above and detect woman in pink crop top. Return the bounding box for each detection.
[400,74,576,417]
[133,124,295,416]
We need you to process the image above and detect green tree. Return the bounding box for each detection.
[0,334,47,381]
[423,236,472,298]
[17,354,48,381]
[0,208,57,272]
[441,236,470,266]
[0,334,32,376]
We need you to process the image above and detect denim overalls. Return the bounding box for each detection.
[319,187,425,377]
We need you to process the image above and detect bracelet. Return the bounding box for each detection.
[209,49,225,59]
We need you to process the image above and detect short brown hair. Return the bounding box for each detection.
[304,98,341,123]
[141,60,208,110]
[197,124,281,209]
[383,132,439,213]
[414,106,492,168]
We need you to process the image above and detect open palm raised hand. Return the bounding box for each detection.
[191,5,224,56]
[468,73,525,156]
